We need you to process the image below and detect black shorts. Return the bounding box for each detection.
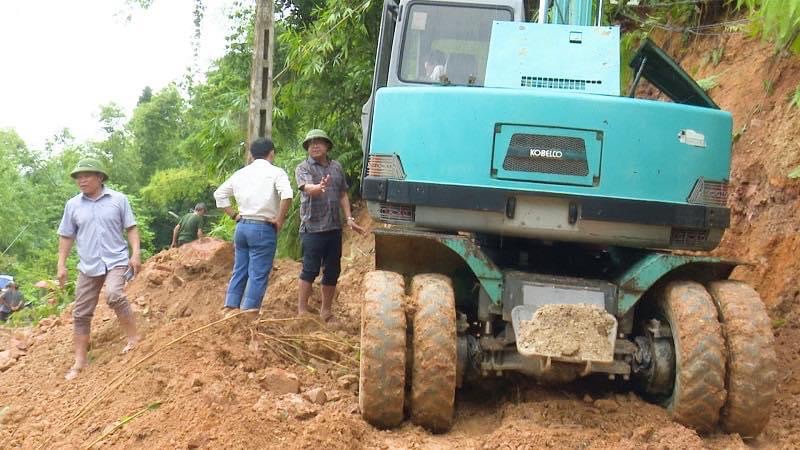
[299,229,343,286]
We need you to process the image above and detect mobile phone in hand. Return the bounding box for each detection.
[124,267,135,282]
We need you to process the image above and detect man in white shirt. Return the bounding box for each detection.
[213,138,293,314]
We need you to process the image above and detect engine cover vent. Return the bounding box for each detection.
[687,178,728,207]
[520,76,602,91]
[502,133,589,176]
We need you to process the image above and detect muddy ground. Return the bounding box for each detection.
[1,32,800,449]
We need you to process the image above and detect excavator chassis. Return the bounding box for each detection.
[358,228,777,437]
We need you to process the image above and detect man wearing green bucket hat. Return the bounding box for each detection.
[295,129,366,322]
[57,158,141,380]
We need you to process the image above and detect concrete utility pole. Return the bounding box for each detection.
[247,0,274,150]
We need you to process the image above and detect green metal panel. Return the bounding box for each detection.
[615,252,737,315]
[369,87,732,204]
[440,237,503,304]
[373,228,504,304]
[552,0,594,26]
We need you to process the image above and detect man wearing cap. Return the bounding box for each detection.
[0,281,24,322]
[214,137,293,315]
[171,203,207,248]
[57,158,141,380]
[295,129,365,322]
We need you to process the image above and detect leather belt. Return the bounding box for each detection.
[239,218,276,228]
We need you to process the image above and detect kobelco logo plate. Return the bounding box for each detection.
[529,148,563,158]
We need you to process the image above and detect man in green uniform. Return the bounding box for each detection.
[171,203,207,248]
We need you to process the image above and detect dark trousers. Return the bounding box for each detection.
[300,229,343,286]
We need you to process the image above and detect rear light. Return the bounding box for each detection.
[378,203,414,223]
[670,228,709,248]
[687,178,728,207]
[367,154,406,179]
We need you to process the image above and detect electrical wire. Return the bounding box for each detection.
[622,11,750,36]
[632,0,725,6]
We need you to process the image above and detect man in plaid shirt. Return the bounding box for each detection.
[295,129,365,322]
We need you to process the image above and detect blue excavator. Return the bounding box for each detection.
[357,0,776,437]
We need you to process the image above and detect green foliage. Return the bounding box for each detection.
[140,167,215,208]
[5,281,74,327]
[763,79,774,95]
[789,165,800,179]
[1,0,382,327]
[728,0,800,51]
[710,46,725,66]
[697,74,721,91]
[275,0,377,188]
[181,46,251,178]
[129,84,187,182]
[208,215,236,241]
[790,83,800,108]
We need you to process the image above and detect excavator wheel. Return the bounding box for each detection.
[638,281,726,433]
[409,274,457,433]
[359,270,407,429]
[707,281,777,438]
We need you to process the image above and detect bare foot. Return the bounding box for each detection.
[298,308,312,317]
[320,310,335,323]
[121,336,140,354]
[64,364,87,381]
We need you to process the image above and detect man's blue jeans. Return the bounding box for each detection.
[224,221,277,310]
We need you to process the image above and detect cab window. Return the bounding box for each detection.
[399,3,513,86]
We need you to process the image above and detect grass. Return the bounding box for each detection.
[697,74,721,91]
[790,83,800,108]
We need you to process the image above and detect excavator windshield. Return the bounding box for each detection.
[398,2,512,86]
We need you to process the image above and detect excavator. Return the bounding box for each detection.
[357,0,777,437]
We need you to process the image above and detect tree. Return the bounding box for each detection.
[129,84,186,182]
[138,86,154,105]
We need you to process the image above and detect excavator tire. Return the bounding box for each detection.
[658,281,727,433]
[359,270,407,429]
[409,274,457,433]
[707,281,777,438]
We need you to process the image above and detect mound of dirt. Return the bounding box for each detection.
[0,213,752,449]
[517,304,615,361]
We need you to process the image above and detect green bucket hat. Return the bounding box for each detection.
[302,129,333,150]
[70,158,109,181]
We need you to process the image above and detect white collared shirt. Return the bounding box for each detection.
[213,159,294,221]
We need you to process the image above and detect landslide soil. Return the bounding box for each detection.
[1,32,800,449]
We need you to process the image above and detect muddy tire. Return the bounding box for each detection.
[707,281,777,438]
[658,281,727,433]
[359,270,407,429]
[409,274,457,433]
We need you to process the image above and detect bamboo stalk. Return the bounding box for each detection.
[83,402,160,449]
[259,333,350,370]
[276,337,357,364]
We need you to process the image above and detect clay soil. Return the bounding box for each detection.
[2,32,800,449]
[518,304,615,361]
